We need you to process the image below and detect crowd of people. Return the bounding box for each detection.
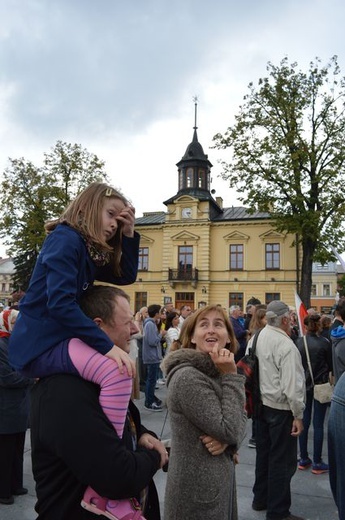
[0,180,344,520]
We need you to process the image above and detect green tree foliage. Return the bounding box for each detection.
[213,56,345,307]
[0,141,108,291]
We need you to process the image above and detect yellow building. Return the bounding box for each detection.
[126,125,300,312]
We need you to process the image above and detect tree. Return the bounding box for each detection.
[0,141,108,290]
[213,56,345,307]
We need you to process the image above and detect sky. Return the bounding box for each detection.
[1,0,345,257]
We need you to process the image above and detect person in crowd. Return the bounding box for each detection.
[0,309,34,505]
[289,308,300,342]
[330,304,345,383]
[162,305,247,520]
[296,314,332,474]
[246,307,267,449]
[229,305,248,362]
[319,314,332,341]
[30,285,168,519]
[134,306,148,390]
[164,311,180,355]
[244,304,256,330]
[328,371,345,520]
[9,182,140,510]
[247,300,305,520]
[330,301,345,333]
[156,307,167,385]
[143,305,166,411]
[178,305,192,329]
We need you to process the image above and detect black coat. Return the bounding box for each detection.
[0,336,33,434]
[31,374,161,519]
[296,333,333,391]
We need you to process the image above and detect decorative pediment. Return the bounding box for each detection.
[223,231,250,243]
[139,234,155,245]
[174,195,198,204]
[170,231,200,242]
[259,230,286,242]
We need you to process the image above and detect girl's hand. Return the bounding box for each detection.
[105,345,136,377]
[209,345,237,375]
[200,434,228,456]
[116,205,135,237]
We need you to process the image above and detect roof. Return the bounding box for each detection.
[135,206,270,226]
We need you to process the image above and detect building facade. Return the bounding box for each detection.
[0,257,15,307]
[125,123,301,311]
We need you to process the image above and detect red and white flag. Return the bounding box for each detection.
[294,292,308,336]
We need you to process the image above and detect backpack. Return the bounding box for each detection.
[236,329,262,419]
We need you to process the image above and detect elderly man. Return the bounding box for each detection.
[30,285,167,519]
[248,300,305,520]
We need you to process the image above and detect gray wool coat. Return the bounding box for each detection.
[162,349,247,520]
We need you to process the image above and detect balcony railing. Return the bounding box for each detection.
[168,268,199,282]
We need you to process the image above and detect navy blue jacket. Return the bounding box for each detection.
[9,224,140,370]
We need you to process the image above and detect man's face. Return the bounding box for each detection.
[181,306,192,318]
[100,296,139,353]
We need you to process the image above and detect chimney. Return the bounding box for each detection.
[216,197,223,209]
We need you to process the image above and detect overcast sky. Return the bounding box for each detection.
[1,0,344,257]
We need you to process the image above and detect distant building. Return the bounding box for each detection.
[123,111,301,312]
[310,261,340,314]
[0,257,15,307]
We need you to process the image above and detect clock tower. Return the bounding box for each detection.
[164,98,223,219]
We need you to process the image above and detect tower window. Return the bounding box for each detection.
[186,168,193,187]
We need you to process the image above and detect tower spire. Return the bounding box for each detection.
[192,95,198,130]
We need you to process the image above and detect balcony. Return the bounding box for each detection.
[168,268,199,286]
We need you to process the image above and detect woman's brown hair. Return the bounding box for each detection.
[179,304,238,354]
[303,313,321,334]
[45,182,129,276]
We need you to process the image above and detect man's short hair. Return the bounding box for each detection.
[80,285,129,324]
[147,304,161,318]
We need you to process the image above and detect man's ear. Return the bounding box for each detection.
[93,317,103,328]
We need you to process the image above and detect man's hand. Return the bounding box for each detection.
[200,434,228,456]
[291,418,303,437]
[105,345,136,377]
[138,433,169,469]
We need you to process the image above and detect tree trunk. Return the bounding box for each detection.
[299,238,316,309]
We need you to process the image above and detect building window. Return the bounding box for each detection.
[198,169,206,188]
[1,283,5,292]
[229,244,243,270]
[229,292,244,308]
[178,246,193,274]
[265,292,280,304]
[311,284,317,296]
[323,284,331,296]
[134,292,147,312]
[265,243,280,270]
[138,247,148,271]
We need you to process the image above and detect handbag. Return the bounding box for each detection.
[237,330,262,418]
[303,336,333,404]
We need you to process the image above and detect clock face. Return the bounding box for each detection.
[182,207,192,218]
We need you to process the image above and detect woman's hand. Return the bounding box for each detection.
[209,345,237,375]
[138,433,169,469]
[105,345,136,377]
[200,434,228,456]
[116,205,135,237]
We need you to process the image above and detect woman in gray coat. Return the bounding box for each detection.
[162,305,247,520]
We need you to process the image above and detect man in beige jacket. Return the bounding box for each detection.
[247,300,305,520]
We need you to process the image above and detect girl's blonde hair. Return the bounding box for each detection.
[45,182,129,276]
[179,304,238,354]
